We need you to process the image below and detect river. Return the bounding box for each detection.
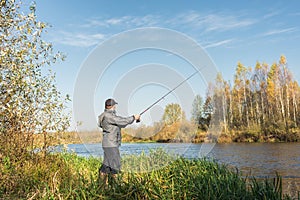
[65,142,300,198]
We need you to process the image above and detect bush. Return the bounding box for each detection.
[233,131,260,142]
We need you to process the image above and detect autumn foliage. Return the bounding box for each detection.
[205,55,300,142]
[0,0,69,159]
[123,56,300,143]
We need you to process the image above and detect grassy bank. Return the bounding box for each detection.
[119,122,300,143]
[0,150,295,200]
[40,123,300,146]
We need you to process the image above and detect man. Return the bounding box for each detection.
[98,98,140,182]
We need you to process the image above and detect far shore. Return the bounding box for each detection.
[36,130,299,147]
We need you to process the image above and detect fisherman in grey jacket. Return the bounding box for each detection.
[98,98,140,181]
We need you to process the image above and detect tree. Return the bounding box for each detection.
[213,73,228,133]
[224,80,232,130]
[201,96,213,131]
[162,103,185,125]
[251,62,265,130]
[290,81,299,127]
[191,95,203,124]
[232,62,251,128]
[208,56,300,141]
[0,0,70,157]
[278,55,293,133]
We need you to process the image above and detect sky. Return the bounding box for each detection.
[28,0,300,130]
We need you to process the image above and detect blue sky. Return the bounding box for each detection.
[31,0,300,130]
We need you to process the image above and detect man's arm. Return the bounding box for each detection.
[105,114,135,128]
[106,114,140,127]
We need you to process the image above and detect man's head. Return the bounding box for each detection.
[105,98,118,110]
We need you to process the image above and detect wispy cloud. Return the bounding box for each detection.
[83,15,161,28]
[170,11,256,32]
[203,39,234,48]
[84,11,256,33]
[83,16,131,27]
[262,10,281,19]
[52,32,105,47]
[262,27,297,36]
[54,11,257,48]
[288,12,300,16]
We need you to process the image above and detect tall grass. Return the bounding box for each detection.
[0,149,295,199]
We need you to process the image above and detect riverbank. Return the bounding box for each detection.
[62,142,300,198]
[0,150,295,199]
[42,128,300,147]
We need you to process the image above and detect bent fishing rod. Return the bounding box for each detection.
[136,71,199,123]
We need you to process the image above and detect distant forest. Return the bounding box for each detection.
[124,55,300,143]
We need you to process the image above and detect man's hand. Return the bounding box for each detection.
[134,114,140,121]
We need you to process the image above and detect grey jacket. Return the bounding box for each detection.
[98,109,135,147]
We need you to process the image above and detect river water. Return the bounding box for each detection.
[65,142,300,198]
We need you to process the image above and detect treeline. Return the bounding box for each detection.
[194,55,300,142]
[124,56,300,143]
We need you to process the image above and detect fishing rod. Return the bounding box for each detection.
[136,70,199,123]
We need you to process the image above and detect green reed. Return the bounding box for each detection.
[0,149,295,200]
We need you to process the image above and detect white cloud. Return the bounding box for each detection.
[84,15,160,28]
[289,12,300,16]
[83,11,255,33]
[262,27,297,36]
[106,18,126,25]
[54,11,258,48]
[263,10,281,19]
[203,39,234,48]
[53,31,105,47]
[169,11,256,32]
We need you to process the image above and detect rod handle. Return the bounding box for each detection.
[136,118,141,123]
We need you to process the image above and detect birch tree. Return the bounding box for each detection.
[191,94,204,125]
